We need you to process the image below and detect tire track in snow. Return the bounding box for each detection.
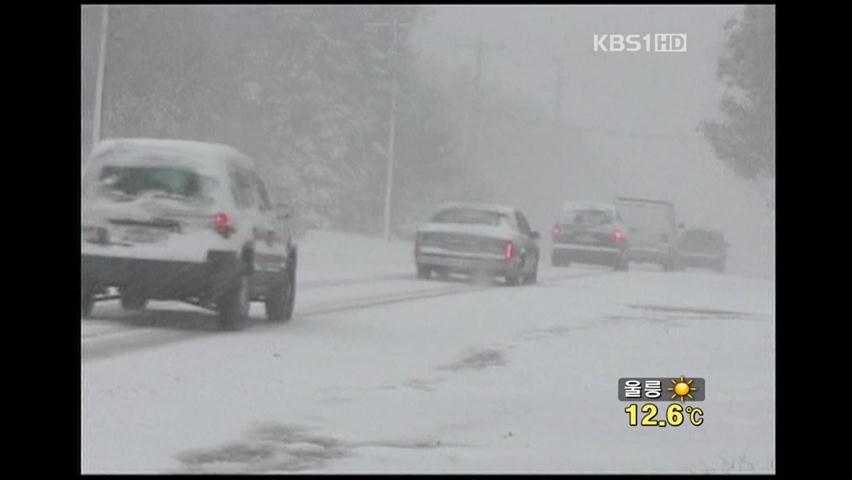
[82,268,611,362]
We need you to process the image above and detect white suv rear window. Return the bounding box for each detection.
[83,151,222,206]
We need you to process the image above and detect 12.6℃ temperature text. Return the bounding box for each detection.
[625,403,704,427]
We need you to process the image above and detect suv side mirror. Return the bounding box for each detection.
[530,231,540,239]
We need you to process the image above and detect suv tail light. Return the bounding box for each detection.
[552,225,561,237]
[613,229,624,243]
[213,212,235,238]
[503,241,515,260]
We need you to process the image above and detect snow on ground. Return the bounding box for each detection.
[82,229,774,473]
[298,229,415,285]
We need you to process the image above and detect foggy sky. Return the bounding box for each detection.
[81,5,774,279]
[410,5,774,279]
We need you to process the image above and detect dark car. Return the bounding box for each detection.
[414,202,541,285]
[551,201,630,271]
[676,228,729,272]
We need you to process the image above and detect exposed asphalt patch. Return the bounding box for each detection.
[518,323,600,341]
[175,422,459,473]
[518,303,771,344]
[625,304,768,320]
[401,377,444,391]
[604,315,688,327]
[176,423,350,473]
[356,438,448,449]
[437,348,507,371]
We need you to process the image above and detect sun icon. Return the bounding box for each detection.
[667,375,699,402]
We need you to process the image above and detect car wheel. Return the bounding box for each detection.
[505,272,522,286]
[218,275,249,331]
[614,252,629,271]
[266,260,296,323]
[524,253,539,284]
[82,286,94,318]
[120,290,148,311]
[416,264,432,279]
[525,264,538,284]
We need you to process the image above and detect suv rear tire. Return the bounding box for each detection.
[218,275,249,331]
[266,258,296,323]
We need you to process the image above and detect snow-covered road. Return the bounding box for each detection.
[81,230,775,473]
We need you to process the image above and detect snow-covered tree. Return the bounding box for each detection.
[700,6,775,209]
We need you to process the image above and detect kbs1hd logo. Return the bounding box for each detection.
[594,33,687,53]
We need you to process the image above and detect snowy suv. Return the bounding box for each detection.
[81,139,297,330]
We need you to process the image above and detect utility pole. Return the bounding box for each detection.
[554,54,568,177]
[553,35,570,191]
[92,4,109,153]
[366,17,411,242]
[383,21,399,243]
[554,54,566,127]
[465,36,504,180]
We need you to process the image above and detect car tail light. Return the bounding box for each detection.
[613,229,625,243]
[552,225,561,237]
[213,212,235,238]
[503,241,515,260]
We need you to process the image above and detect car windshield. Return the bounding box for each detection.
[432,208,508,226]
[560,208,613,227]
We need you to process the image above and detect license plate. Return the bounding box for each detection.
[119,226,168,243]
[575,233,596,244]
